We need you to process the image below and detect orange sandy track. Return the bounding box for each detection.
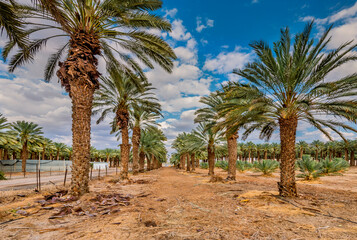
[1,167,357,239]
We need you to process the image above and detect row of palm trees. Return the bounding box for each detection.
[0,0,175,196]
[0,112,167,173]
[172,22,357,197]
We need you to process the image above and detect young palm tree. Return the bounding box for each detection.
[11,121,43,172]
[0,114,13,145]
[139,127,167,171]
[190,122,224,176]
[7,0,175,196]
[233,22,357,197]
[296,141,309,159]
[54,142,67,160]
[93,68,159,179]
[130,104,161,174]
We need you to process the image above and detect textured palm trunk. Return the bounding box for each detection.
[248,151,251,163]
[120,124,130,179]
[21,141,28,173]
[278,117,298,197]
[181,154,186,170]
[4,149,8,160]
[257,150,260,161]
[299,149,303,159]
[57,30,100,196]
[208,144,215,176]
[132,127,140,175]
[152,154,158,169]
[345,149,349,162]
[195,156,199,168]
[190,153,195,171]
[139,151,145,172]
[147,156,152,171]
[0,149,2,160]
[227,133,238,180]
[186,153,191,172]
[350,150,355,166]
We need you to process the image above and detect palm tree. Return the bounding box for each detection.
[195,91,239,179]
[7,0,175,196]
[233,22,357,197]
[0,113,13,145]
[311,140,324,161]
[54,142,67,160]
[0,0,26,50]
[11,121,43,172]
[93,69,159,179]
[296,141,309,159]
[190,122,224,176]
[140,127,167,171]
[130,102,161,174]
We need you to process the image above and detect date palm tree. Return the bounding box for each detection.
[7,0,175,196]
[11,121,43,172]
[233,22,357,197]
[130,104,161,174]
[190,122,224,176]
[93,68,159,179]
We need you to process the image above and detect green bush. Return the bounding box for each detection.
[296,155,321,180]
[319,158,349,174]
[200,162,209,169]
[215,160,228,170]
[0,171,6,180]
[253,160,279,175]
[236,160,253,172]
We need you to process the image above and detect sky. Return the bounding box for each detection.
[1,0,357,153]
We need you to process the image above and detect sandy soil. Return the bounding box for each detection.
[1,167,357,240]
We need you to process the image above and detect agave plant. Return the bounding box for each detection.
[319,158,349,175]
[236,160,253,172]
[253,160,279,176]
[296,155,322,180]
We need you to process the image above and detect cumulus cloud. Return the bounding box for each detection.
[196,17,214,33]
[204,47,253,74]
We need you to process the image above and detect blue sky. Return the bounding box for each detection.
[1,0,357,153]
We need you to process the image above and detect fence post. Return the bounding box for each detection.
[36,164,39,190]
[106,166,107,176]
[98,167,101,179]
[116,166,118,175]
[38,169,41,192]
[64,167,68,186]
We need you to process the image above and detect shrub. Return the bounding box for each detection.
[319,158,349,174]
[0,171,6,180]
[296,155,321,180]
[253,160,279,175]
[200,162,209,169]
[236,160,253,172]
[215,160,228,170]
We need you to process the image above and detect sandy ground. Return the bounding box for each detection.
[1,167,357,240]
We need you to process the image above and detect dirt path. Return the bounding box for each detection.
[1,167,357,239]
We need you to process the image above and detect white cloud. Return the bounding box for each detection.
[196,17,214,33]
[165,8,178,18]
[169,20,192,41]
[204,47,253,74]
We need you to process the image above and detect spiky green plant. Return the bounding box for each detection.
[236,160,253,172]
[253,160,279,176]
[319,158,349,175]
[215,160,228,170]
[200,162,209,169]
[296,155,322,180]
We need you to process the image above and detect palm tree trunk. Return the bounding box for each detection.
[57,30,100,197]
[186,153,191,172]
[208,144,215,176]
[345,149,349,162]
[350,150,355,166]
[181,154,186,170]
[147,156,152,171]
[190,153,195,171]
[139,151,145,172]
[278,117,298,197]
[227,133,238,180]
[21,141,28,173]
[264,150,268,160]
[195,156,199,168]
[120,124,130,179]
[67,80,94,196]
[132,127,140,175]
